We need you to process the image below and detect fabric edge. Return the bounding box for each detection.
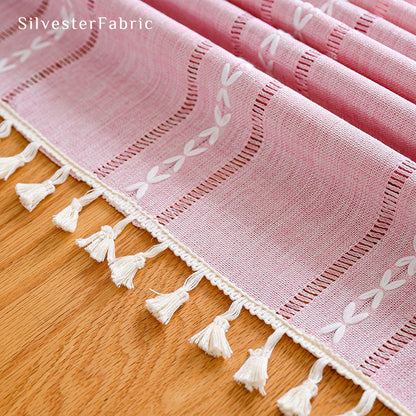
[0,101,411,416]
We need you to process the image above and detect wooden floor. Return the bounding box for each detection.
[0,127,395,416]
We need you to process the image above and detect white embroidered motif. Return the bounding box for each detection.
[163,139,207,173]
[199,126,220,145]
[321,235,416,344]
[125,182,148,200]
[0,58,16,74]
[125,63,242,200]
[257,32,281,74]
[13,36,52,63]
[0,3,74,74]
[320,0,345,17]
[320,0,334,16]
[321,302,369,344]
[216,88,230,108]
[221,63,242,86]
[126,166,171,199]
[395,235,416,276]
[293,6,313,40]
[358,270,406,310]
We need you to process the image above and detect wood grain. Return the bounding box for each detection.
[0,128,395,416]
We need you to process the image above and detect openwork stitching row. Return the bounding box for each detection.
[354,12,377,34]
[87,0,95,11]
[326,23,350,60]
[230,13,253,57]
[374,0,392,18]
[2,0,98,104]
[260,0,275,24]
[360,315,416,376]
[294,49,321,97]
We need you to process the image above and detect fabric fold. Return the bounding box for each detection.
[228,0,416,104]
[1,1,415,415]
[306,0,416,61]
[146,0,416,160]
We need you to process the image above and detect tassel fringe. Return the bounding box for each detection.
[15,165,70,212]
[277,357,329,416]
[109,241,169,289]
[234,325,286,395]
[0,119,12,140]
[146,270,204,324]
[76,214,137,262]
[0,127,376,415]
[53,188,102,232]
[335,390,377,416]
[0,142,39,181]
[189,300,244,359]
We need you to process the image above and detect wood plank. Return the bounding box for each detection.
[0,128,395,415]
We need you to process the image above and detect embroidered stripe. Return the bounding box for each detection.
[294,49,321,97]
[374,0,392,18]
[260,0,275,24]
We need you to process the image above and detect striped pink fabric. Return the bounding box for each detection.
[348,0,416,35]
[230,0,416,103]
[1,0,416,415]
[307,0,416,61]
[148,0,416,160]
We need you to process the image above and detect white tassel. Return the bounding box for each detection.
[15,165,71,212]
[189,300,243,359]
[76,214,136,262]
[277,357,329,416]
[0,119,12,139]
[146,270,204,325]
[335,390,377,416]
[109,241,169,289]
[0,142,39,181]
[234,325,286,395]
[52,188,102,232]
